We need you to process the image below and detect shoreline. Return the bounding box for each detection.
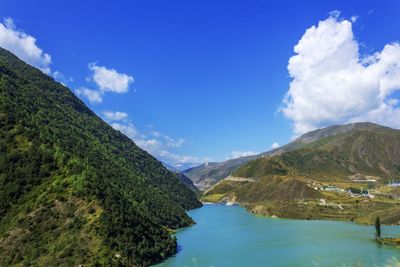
[201,199,400,226]
[377,237,400,248]
[157,203,400,266]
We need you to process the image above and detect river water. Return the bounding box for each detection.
[156,204,400,267]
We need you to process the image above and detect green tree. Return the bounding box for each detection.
[375,217,381,238]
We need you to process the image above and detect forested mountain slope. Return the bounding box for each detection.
[0,48,201,266]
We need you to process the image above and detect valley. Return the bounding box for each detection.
[1,2,400,266]
[197,123,400,225]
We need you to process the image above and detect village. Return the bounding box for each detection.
[306,177,400,203]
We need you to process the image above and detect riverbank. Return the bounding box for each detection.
[201,177,400,225]
[201,194,400,225]
[244,199,400,225]
[378,237,400,248]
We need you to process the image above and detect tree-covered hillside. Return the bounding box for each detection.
[0,48,201,266]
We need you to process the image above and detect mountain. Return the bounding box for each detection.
[162,161,197,172]
[175,173,199,192]
[0,48,201,266]
[162,161,180,172]
[173,162,200,172]
[234,122,400,181]
[162,162,198,192]
[203,122,400,224]
[203,176,322,203]
[182,155,259,190]
[263,122,398,155]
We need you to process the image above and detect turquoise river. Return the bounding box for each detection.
[156,204,400,267]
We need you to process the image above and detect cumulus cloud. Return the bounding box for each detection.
[75,87,103,104]
[281,13,400,136]
[271,142,280,149]
[227,150,258,160]
[0,17,52,74]
[89,63,134,93]
[103,110,128,121]
[76,63,134,104]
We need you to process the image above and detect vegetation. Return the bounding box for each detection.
[175,173,199,193]
[377,237,400,248]
[0,48,201,266]
[375,217,381,238]
[203,178,400,224]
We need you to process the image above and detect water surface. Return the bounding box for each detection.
[156,204,400,267]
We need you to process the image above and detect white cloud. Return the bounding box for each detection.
[271,142,280,149]
[0,18,52,74]
[158,150,210,166]
[53,71,64,80]
[52,70,74,86]
[166,138,186,148]
[135,138,163,151]
[150,131,186,148]
[281,14,400,136]
[328,10,341,18]
[103,110,128,121]
[109,116,207,167]
[227,150,258,160]
[76,63,134,104]
[133,135,206,166]
[89,63,133,93]
[110,122,138,139]
[75,87,103,104]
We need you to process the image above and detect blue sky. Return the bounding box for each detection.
[0,0,399,168]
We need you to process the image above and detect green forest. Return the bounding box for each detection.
[0,47,201,266]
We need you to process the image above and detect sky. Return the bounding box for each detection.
[0,0,399,169]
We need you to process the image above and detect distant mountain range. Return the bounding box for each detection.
[182,155,259,190]
[162,161,199,172]
[0,48,201,266]
[184,122,400,190]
